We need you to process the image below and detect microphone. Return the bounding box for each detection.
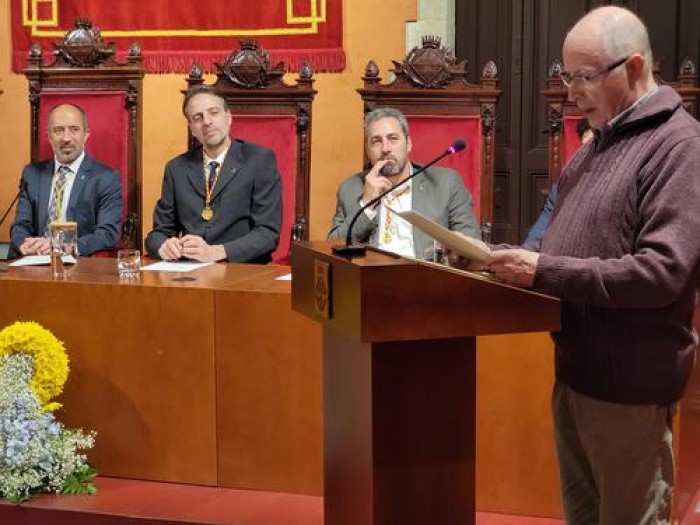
[332,139,467,257]
[0,178,26,230]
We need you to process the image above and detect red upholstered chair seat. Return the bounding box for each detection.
[231,115,298,264]
[406,116,483,219]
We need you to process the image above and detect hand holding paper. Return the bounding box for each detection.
[387,208,490,263]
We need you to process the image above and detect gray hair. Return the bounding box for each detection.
[363,108,410,137]
[600,12,653,68]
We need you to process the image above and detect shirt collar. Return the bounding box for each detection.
[54,150,86,175]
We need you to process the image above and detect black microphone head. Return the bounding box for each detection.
[446,139,466,155]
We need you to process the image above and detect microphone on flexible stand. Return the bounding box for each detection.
[0,178,26,229]
[332,139,467,257]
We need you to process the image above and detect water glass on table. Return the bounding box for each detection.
[117,249,141,279]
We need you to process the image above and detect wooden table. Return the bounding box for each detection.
[0,258,323,495]
[0,256,567,516]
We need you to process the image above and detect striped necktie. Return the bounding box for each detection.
[47,165,70,224]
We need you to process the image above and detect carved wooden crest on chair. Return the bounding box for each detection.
[358,36,501,222]
[543,57,700,183]
[186,38,317,263]
[23,18,145,250]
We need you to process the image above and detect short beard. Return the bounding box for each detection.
[381,156,408,176]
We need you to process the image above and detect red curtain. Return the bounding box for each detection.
[407,116,483,220]
[231,116,298,263]
[11,0,344,73]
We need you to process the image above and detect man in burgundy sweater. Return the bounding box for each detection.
[476,6,700,523]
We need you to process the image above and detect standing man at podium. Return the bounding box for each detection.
[328,107,480,258]
[459,6,700,524]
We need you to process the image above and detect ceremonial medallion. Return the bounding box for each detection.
[201,206,214,221]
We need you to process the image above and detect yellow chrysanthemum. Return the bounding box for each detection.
[0,321,69,410]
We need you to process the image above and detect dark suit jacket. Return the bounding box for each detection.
[328,164,480,257]
[10,155,123,256]
[146,140,282,264]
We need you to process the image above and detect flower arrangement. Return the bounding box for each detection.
[0,321,96,504]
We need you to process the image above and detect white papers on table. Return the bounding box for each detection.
[9,255,77,267]
[275,272,292,281]
[387,208,491,263]
[141,261,215,273]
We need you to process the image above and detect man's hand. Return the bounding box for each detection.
[444,232,489,271]
[486,249,539,288]
[362,159,393,203]
[158,237,184,261]
[19,237,51,256]
[180,234,226,262]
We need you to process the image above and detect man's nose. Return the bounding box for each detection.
[567,83,582,103]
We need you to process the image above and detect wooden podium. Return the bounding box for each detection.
[292,241,560,525]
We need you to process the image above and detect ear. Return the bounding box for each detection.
[406,134,413,154]
[626,54,646,85]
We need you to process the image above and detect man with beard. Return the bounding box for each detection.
[146,86,282,263]
[10,103,123,256]
[328,107,479,258]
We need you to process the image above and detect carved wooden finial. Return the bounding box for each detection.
[393,35,467,88]
[53,17,116,67]
[217,39,272,89]
[299,62,314,79]
[482,60,498,78]
[680,57,696,76]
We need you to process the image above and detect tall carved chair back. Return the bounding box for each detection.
[543,57,700,184]
[186,39,316,264]
[357,36,501,222]
[22,18,144,251]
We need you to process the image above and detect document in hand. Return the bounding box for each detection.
[388,208,491,263]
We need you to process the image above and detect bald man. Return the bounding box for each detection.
[452,7,700,522]
[10,103,122,256]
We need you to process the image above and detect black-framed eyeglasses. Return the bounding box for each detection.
[559,56,630,88]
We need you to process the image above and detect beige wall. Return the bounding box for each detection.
[0,1,417,243]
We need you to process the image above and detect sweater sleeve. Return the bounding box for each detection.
[534,134,700,308]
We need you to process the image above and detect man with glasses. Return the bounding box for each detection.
[452,6,700,523]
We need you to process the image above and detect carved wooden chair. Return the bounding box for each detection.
[543,57,700,184]
[357,36,502,223]
[22,18,144,252]
[185,39,316,264]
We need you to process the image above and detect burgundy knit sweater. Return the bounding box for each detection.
[535,85,700,404]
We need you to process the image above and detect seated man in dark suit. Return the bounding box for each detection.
[146,86,282,264]
[328,107,480,258]
[10,103,123,257]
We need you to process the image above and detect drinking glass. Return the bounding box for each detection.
[48,221,78,278]
[422,239,447,265]
[117,249,141,279]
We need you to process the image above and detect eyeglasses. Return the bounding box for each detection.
[559,56,629,88]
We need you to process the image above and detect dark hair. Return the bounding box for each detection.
[576,118,592,140]
[181,85,228,118]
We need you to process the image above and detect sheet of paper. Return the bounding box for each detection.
[388,208,491,263]
[9,255,77,267]
[275,272,292,281]
[141,261,215,273]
